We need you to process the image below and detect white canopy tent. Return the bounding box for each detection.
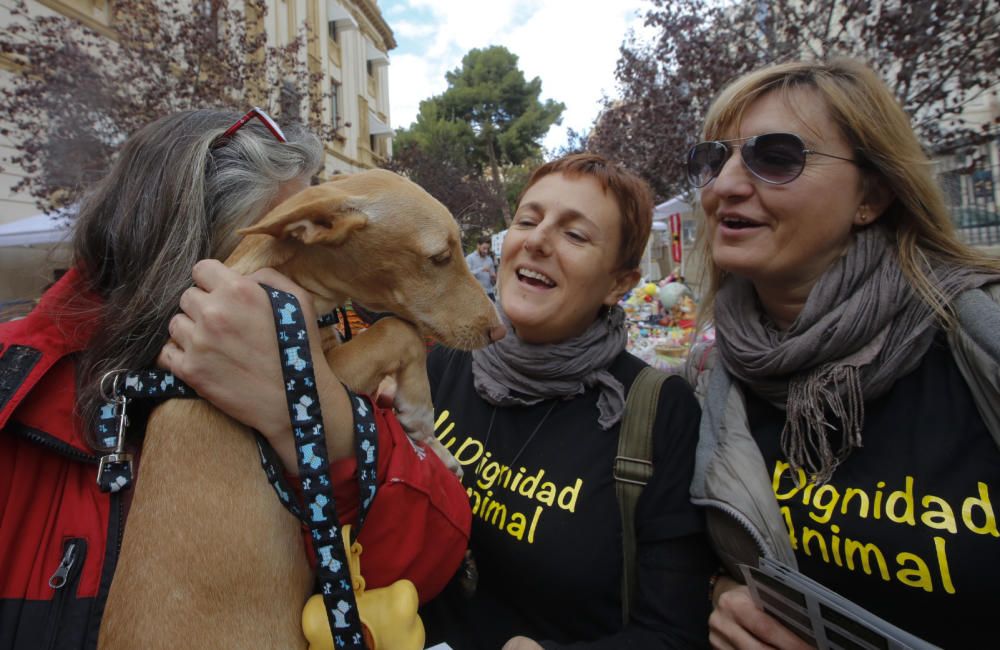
[647,196,696,280]
[0,212,73,248]
[653,196,692,221]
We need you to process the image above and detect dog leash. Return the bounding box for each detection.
[95,287,375,649]
[262,284,374,648]
[95,369,195,493]
[94,303,352,493]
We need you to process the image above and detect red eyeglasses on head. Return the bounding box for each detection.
[216,107,287,145]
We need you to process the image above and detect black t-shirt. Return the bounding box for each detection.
[746,334,1000,647]
[421,347,716,649]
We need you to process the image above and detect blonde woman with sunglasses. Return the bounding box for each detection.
[686,59,1000,649]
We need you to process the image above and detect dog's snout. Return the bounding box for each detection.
[488,323,507,342]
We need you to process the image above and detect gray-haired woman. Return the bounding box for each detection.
[0,109,468,650]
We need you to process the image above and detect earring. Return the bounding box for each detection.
[859,210,868,223]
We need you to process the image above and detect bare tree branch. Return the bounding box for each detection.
[0,0,335,212]
[589,0,1000,201]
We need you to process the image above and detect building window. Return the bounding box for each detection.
[194,0,220,45]
[279,81,302,123]
[366,60,374,77]
[939,170,963,207]
[330,79,341,127]
[328,20,338,42]
[973,169,995,200]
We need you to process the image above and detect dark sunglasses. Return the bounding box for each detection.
[213,107,287,148]
[686,132,858,188]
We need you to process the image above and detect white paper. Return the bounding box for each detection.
[740,557,940,650]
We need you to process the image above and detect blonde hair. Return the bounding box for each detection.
[697,58,1000,323]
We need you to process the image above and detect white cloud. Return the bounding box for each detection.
[392,20,439,39]
[390,52,447,129]
[385,0,650,151]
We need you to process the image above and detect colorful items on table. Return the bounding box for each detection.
[621,276,709,374]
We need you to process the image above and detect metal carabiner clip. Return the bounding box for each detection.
[96,369,134,492]
[99,369,127,403]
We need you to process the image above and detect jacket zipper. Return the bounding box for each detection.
[691,496,773,560]
[46,537,88,650]
[10,421,98,463]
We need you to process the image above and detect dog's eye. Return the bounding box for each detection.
[430,252,451,266]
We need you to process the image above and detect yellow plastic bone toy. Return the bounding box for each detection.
[302,525,424,650]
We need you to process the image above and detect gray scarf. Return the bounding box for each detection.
[714,226,994,482]
[471,304,628,430]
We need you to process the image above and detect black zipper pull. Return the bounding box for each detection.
[48,543,78,590]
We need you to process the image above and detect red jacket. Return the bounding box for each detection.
[0,270,471,650]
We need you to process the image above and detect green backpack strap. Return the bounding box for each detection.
[614,366,668,626]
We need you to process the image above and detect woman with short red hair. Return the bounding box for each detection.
[420,154,717,648]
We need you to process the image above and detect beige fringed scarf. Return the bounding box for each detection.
[714,226,994,483]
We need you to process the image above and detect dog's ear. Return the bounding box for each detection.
[238,184,367,246]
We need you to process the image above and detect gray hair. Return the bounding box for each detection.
[71,109,323,448]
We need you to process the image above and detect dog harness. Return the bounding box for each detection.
[95,287,375,648]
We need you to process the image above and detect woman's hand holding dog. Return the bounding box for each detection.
[159,260,356,472]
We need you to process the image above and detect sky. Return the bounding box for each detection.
[380,0,653,153]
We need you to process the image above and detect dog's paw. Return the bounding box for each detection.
[427,437,463,479]
[394,400,435,442]
[446,456,464,479]
[395,401,463,478]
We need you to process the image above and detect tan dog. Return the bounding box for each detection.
[98,170,502,649]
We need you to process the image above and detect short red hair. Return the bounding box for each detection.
[518,153,653,271]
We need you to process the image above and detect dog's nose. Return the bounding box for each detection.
[488,323,507,342]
